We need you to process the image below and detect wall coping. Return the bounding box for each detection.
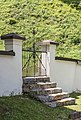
[0,50,15,56]
[40,40,59,46]
[1,33,26,40]
[55,56,81,63]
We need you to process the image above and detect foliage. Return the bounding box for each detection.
[0,0,81,59]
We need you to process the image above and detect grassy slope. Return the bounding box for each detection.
[0,93,81,120]
[67,92,81,111]
[0,0,81,58]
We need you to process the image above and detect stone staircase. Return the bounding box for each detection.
[22,76,75,107]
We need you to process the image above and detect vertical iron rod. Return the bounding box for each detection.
[33,43,36,77]
[32,29,36,77]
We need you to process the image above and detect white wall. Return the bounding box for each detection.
[74,64,81,91]
[51,60,81,93]
[53,60,76,93]
[0,39,22,96]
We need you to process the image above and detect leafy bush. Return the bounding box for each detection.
[0,0,81,59]
[8,18,17,25]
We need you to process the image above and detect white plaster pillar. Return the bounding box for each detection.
[0,33,26,96]
[41,40,59,81]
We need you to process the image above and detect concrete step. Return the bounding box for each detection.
[23,76,50,84]
[36,82,57,89]
[31,87,62,95]
[45,98,75,107]
[37,92,69,102]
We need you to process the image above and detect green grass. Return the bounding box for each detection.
[66,92,81,111]
[0,92,81,120]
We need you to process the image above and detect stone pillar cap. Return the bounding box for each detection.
[39,40,59,46]
[0,33,26,40]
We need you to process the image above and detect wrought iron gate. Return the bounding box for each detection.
[22,30,47,77]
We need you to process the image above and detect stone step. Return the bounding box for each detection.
[45,98,75,107]
[37,92,69,102]
[36,82,57,89]
[22,82,57,93]
[22,76,76,108]
[23,76,50,84]
[56,97,75,107]
[31,87,62,95]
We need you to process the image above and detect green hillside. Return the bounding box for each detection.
[0,0,81,59]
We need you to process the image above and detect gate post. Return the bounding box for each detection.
[0,33,26,96]
[41,40,59,81]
